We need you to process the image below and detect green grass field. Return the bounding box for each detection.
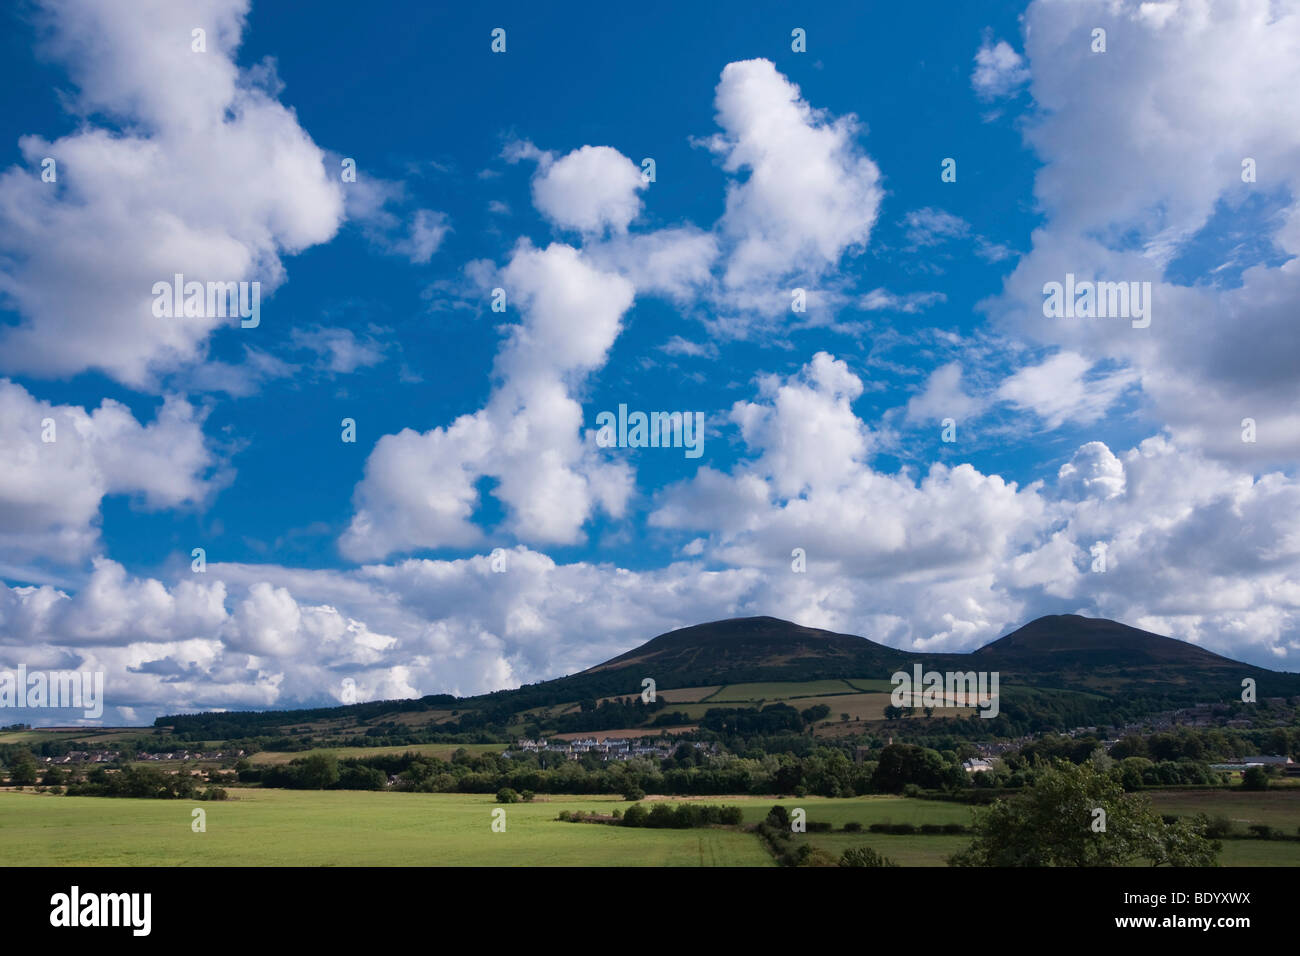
[0,728,148,746]
[792,832,969,866]
[705,680,867,703]
[800,693,896,723]
[786,790,1300,867]
[792,829,1300,868]
[1149,789,1300,831]
[1214,841,1300,866]
[2,787,1296,867]
[0,789,772,867]
[730,795,974,828]
[844,679,898,693]
[0,790,969,867]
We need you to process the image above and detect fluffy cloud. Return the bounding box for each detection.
[996,351,1137,428]
[0,552,764,720]
[0,557,406,717]
[651,354,1048,582]
[568,61,885,328]
[9,417,1296,723]
[0,380,224,563]
[584,227,720,303]
[342,242,636,558]
[985,0,1300,462]
[338,130,732,561]
[531,145,646,235]
[341,62,891,562]
[1046,435,1300,662]
[0,0,344,387]
[5,19,1297,726]
[5,344,1300,721]
[506,141,717,299]
[905,362,984,425]
[706,59,883,294]
[1056,441,1126,500]
[971,37,1030,99]
[649,354,1300,658]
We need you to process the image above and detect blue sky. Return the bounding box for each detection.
[1,0,1298,723]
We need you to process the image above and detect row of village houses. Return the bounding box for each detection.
[967,698,1296,760]
[40,749,245,765]
[960,754,1295,774]
[1072,700,1294,739]
[510,737,712,762]
[1208,755,1297,772]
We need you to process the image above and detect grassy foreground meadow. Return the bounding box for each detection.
[0,789,773,866]
[0,789,962,866]
[3,787,1299,866]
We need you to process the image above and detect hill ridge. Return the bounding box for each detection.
[155,613,1300,736]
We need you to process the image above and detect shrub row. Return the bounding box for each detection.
[867,822,968,835]
[558,803,743,828]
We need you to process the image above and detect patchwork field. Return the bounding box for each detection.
[705,680,869,702]
[642,693,907,730]
[620,678,1005,731]
[550,727,697,740]
[603,686,722,705]
[845,679,900,693]
[801,693,899,723]
[552,686,723,716]
[248,742,504,766]
[0,728,150,746]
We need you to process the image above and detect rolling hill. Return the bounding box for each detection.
[966,614,1286,694]
[580,615,905,684]
[973,615,1242,667]
[156,614,1300,737]
[556,612,1299,700]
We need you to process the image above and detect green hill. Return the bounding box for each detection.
[966,614,1288,697]
[156,614,1300,739]
[580,615,905,685]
